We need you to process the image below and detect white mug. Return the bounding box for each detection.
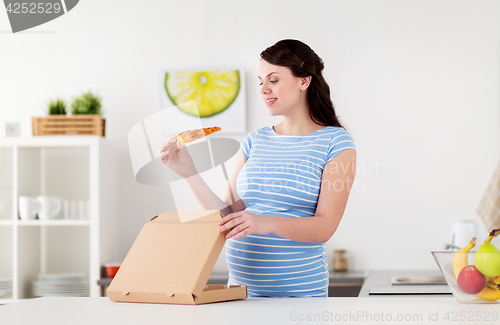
[37,196,62,220]
[449,220,479,250]
[18,196,40,220]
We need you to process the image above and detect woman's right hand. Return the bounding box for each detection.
[159,134,197,178]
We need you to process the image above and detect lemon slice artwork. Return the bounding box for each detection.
[165,70,240,118]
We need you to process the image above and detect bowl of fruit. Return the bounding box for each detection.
[432,228,500,304]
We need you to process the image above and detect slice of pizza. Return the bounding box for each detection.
[176,126,221,144]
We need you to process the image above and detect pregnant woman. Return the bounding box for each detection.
[159,39,356,297]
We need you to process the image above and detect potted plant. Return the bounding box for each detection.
[71,90,103,115]
[33,91,106,136]
[47,98,67,115]
[70,90,106,136]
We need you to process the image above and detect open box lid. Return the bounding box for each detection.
[108,209,225,299]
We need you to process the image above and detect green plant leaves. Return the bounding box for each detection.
[71,91,102,115]
[47,98,67,115]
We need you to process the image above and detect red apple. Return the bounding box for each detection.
[457,265,486,294]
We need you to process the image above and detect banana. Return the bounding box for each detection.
[485,277,500,290]
[475,282,500,301]
[453,237,476,278]
[489,276,500,285]
[474,229,500,301]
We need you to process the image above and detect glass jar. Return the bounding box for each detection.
[333,249,348,272]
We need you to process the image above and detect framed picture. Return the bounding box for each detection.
[4,122,20,137]
[159,69,246,135]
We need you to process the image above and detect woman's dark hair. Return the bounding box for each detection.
[260,39,343,128]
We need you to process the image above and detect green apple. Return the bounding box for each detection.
[474,242,500,278]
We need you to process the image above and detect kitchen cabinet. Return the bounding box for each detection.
[0,137,120,303]
[328,271,365,297]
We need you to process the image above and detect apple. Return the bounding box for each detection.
[474,243,500,278]
[457,265,486,294]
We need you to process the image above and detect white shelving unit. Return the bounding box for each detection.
[0,136,119,303]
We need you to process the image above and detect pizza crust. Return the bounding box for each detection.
[176,127,221,144]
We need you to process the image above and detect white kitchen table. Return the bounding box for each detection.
[1,296,499,325]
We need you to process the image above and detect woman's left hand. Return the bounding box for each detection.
[218,211,271,240]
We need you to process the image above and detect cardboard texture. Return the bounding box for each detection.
[107,209,246,305]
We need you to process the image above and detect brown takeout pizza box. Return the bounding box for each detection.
[107,209,247,305]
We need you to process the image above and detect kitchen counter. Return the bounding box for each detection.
[98,270,367,297]
[1,296,498,325]
[97,270,456,298]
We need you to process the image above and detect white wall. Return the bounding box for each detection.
[1,0,499,271]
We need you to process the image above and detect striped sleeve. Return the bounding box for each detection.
[241,129,258,160]
[326,129,356,163]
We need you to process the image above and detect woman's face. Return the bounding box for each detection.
[258,60,308,116]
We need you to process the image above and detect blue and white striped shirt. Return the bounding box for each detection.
[226,126,356,297]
